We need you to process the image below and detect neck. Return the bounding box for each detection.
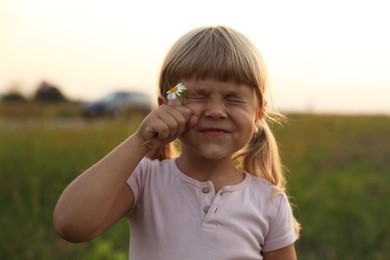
[176,154,243,191]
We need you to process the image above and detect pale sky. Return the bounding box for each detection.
[1,0,389,114]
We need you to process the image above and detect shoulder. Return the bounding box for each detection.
[245,173,276,193]
[127,158,178,206]
[127,158,176,189]
[243,175,298,252]
[244,173,291,216]
[133,157,175,175]
[137,157,171,167]
[245,173,281,199]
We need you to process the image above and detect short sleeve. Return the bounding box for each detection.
[262,193,297,252]
[126,158,148,210]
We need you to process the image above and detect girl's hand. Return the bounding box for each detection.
[135,103,197,150]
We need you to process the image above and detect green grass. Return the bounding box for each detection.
[1,113,389,259]
[0,118,138,259]
[273,114,390,259]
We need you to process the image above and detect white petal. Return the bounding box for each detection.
[167,92,176,100]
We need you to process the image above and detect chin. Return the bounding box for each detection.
[197,148,234,161]
[179,138,240,161]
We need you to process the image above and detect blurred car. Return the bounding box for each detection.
[82,91,152,118]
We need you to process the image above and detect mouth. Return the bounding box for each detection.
[199,127,230,137]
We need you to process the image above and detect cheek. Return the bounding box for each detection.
[184,103,203,117]
[237,112,258,132]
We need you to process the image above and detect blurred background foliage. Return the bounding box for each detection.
[0,102,389,259]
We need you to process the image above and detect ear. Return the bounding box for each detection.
[158,95,168,106]
[258,99,267,120]
[257,109,264,121]
[254,102,265,134]
[255,105,265,123]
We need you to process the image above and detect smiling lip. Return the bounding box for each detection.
[199,128,229,137]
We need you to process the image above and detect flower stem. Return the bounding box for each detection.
[141,133,157,147]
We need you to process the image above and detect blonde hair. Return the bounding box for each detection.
[156,25,300,236]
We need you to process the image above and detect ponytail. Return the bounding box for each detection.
[145,143,174,161]
[235,119,285,191]
[234,116,301,237]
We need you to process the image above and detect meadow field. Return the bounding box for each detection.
[1,104,389,259]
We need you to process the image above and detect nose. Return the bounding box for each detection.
[204,99,227,120]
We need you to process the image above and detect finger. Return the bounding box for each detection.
[147,105,193,142]
[154,105,188,139]
[172,105,193,123]
[141,107,172,140]
[165,108,189,137]
[173,106,198,133]
[158,111,180,139]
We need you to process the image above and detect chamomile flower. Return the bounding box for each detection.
[166,83,187,104]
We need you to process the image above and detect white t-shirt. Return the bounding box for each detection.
[127,158,297,259]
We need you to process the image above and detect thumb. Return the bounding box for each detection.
[186,115,199,129]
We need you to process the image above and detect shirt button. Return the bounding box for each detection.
[202,187,210,194]
[203,206,210,213]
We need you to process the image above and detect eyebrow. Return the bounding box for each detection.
[224,89,242,96]
[185,86,207,95]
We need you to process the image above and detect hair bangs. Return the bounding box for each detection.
[160,26,263,94]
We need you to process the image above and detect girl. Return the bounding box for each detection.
[53,26,300,259]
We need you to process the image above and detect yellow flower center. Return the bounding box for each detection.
[170,86,178,92]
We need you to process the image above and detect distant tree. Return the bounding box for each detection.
[1,91,27,102]
[34,81,67,102]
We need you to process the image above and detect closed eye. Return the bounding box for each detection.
[226,98,243,103]
[186,94,207,101]
[225,96,247,104]
[189,96,206,100]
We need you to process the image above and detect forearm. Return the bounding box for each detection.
[53,133,146,240]
[53,103,195,242]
